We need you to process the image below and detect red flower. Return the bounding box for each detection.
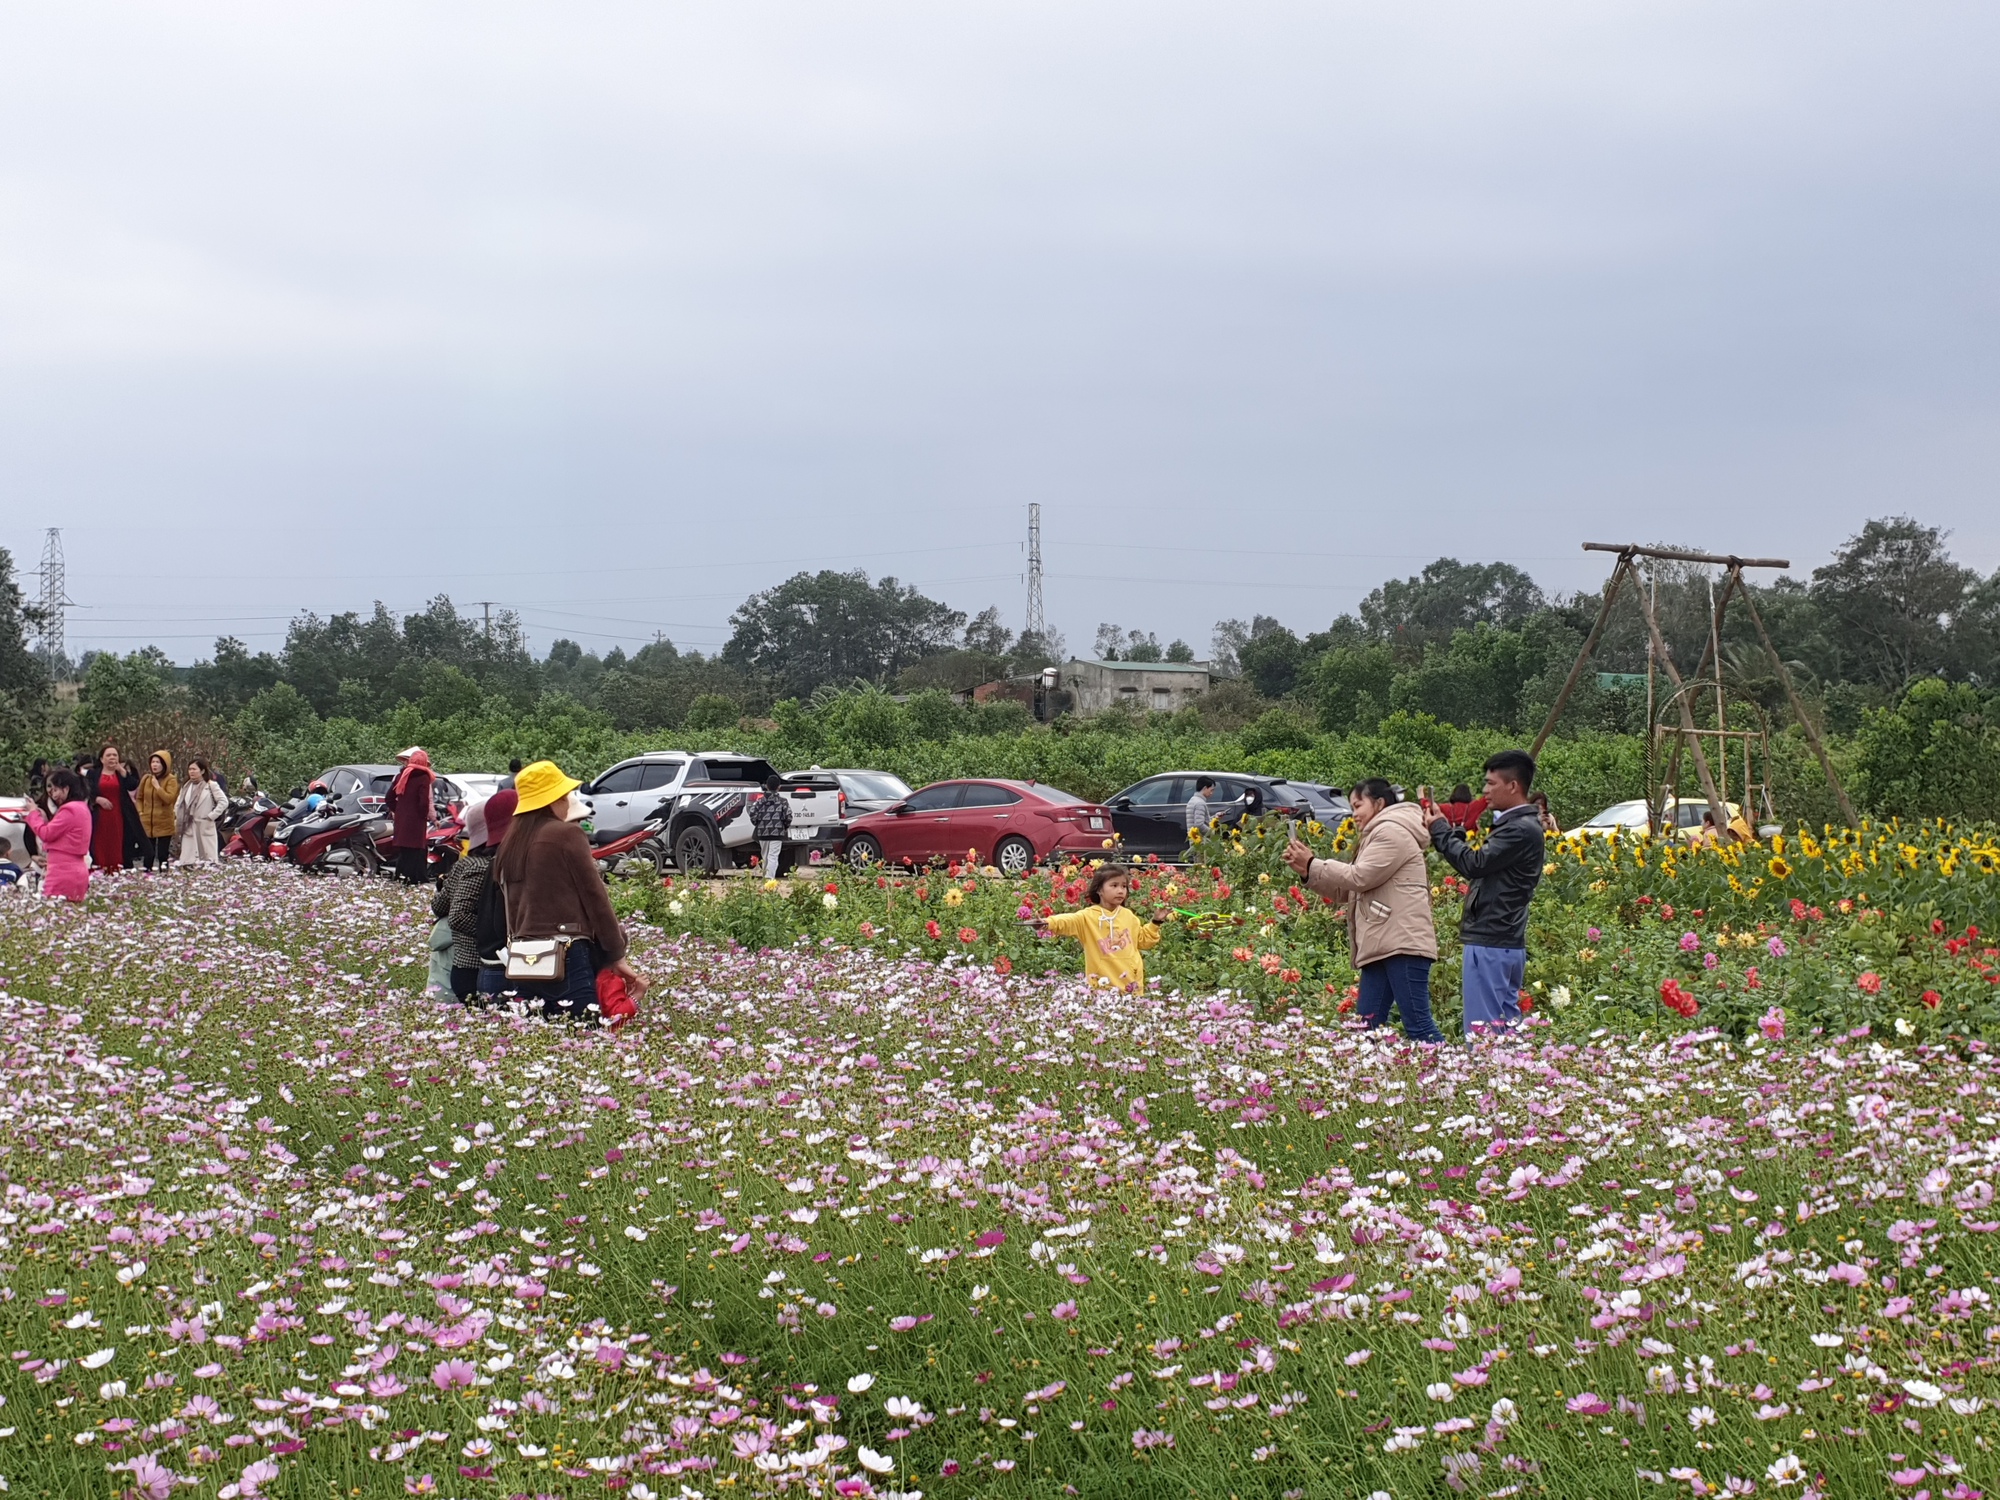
[1920,989,1941,1009]
[1518,995,1534,1013]
[1857,971,1882,995]
[1336,996,1355,1014]
[994,954,1013,975]
[1790,898,1807,920]
[825,881,840,894]
[924,919,942,940]
[1279,969,1301,984]
[958,926,979,944]
[1932,918,1947,935]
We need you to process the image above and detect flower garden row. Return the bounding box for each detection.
[629,816,2000,1043]
[0,840,1992,1499]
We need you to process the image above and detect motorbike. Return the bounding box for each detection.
[222,791,285,858]
[270,799,385,876]
[591,808,670,877]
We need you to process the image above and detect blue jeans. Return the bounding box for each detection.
[498,939,600,1021]
[1461,944,1526,1036]
[1356,954,1445,1044]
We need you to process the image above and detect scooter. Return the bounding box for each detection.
[273,801,385,876]
[223,792,286,858]
[591,809,671,877]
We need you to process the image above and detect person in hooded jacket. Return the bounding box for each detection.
[1284,778,1445,1043]
[1423,749,1546,1037]
[135,751,179,870]
[433,789,516,1002]
[382,746,435,883]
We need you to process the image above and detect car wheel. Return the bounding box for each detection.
[674,823,720,877]
[995,835,1036,876]
[846,833,884,870]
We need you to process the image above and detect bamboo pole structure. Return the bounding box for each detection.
[1734,568,1860,828]
[1529,550,1635,757]
[1640,585,1734,835]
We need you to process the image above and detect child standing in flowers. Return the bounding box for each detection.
[1037,863,1161,992]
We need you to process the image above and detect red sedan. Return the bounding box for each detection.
[841,779,1116,875]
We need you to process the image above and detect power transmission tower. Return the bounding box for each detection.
[37,527,72,680]
[475,601,494,639]
[1025,503,1045,646]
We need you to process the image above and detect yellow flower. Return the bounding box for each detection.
[1768,856,1792,880]
[943,888,964,907]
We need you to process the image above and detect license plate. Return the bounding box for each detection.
[1088,817,1105,830]
[795,827,817,840]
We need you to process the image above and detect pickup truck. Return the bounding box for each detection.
[579,752,844,875]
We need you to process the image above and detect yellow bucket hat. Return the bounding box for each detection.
[512,760,581,813]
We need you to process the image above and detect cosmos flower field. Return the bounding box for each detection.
[0,866,1996,1499]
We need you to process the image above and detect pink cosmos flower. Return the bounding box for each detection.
[1758,1006,1786,1040]
[366,1374,408,1399]
[1566,1392,1610,1416]
[429,1359,477,1391]
[1051,1300,1080,1321]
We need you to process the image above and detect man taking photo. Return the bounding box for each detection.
[1422,749,1544,1037]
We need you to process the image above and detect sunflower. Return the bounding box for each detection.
[1978,851,1998,875]
[1768,856,1792,880]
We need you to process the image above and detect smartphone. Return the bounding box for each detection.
[1283,817,1298,839]
[1417,784,1432,804]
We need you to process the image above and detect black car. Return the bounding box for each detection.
[1103,773,1349,858]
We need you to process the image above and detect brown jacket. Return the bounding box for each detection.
[1302,798,1437,966]
[135,752,180,838]
[496,813,629,962]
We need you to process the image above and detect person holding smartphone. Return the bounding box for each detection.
[1420,750,1545,1038]
[1283,779,1444,1044]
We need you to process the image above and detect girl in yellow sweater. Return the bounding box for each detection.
[1039,864,1161,992]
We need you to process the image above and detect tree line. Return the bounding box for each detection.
[2,515,1998,822]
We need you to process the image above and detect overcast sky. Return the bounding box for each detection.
[4,2,1998,665]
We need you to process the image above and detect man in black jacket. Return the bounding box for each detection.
[1424,749,1544,1037]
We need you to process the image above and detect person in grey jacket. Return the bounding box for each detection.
[1284,779,1444,1043]
[1185,777,1217,833]
[1423,749,1545,1036]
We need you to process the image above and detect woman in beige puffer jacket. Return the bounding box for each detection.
[1285,779,1445,1043]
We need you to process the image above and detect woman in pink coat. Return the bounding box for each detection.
[25,767,93,902]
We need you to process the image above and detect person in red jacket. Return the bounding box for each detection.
[382,746,436,884]
[1432,783,1488,831]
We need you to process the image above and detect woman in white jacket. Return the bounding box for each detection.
[175,758,228,866]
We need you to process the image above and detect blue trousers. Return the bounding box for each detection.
[1461,944,1526,1036]
[497,940,601,1021]
[1356,954,1445,1044]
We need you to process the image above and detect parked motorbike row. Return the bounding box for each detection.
[219,784,672,880]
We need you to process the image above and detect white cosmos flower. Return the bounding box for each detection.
[517,1444,547,1458]
[846,1373,876,1393]
[1903,1379,1944,1404]
[114,1261,146,1285]
[971,1285,990,1301]
[80,1349,116,1370]
[624,1225,648,1241]
[1489,1398,1518,1424]
[1766,1453,1805,1486]
[1425,1382,1453,1402]
[884,1396,924,1419]
[788,1208,819,1225]
[1810,1333,1843,1347]
[859,1446,895,1474]
[1688,1406,1718,1429]
[1950,1397,1988,1415]
[98,1381,127,1400]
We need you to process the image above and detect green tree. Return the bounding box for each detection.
[1309,643,1398,733]
[1810,517,1977,690]
[1851,678,2000,821]
[724,571,965,698]
[0,548,51,782]
[1359,558,1544,655]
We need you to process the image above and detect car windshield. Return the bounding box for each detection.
[1582,800,1649,827]
[840,773,911,801]
[1031,786,1089,805]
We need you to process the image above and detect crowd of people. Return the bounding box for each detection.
[10,736,1561,1042]
[14,747,230,902]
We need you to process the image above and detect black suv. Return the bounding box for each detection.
[1103,773,1350,857]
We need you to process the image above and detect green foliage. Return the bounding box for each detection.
[1853,678,2000,821]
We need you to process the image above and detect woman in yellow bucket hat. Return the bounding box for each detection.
[489,761,648,1020]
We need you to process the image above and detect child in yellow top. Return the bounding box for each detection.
[1039,864,1161,992]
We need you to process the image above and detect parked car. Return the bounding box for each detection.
[1101,772,1345,857]
[843,779,1115,875]
[579,752,844,875]
[796,767,914,818]
[1568,797,1760,842]
[440,772,507,808]
[308,765,457,820]
[0,796,33,870]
